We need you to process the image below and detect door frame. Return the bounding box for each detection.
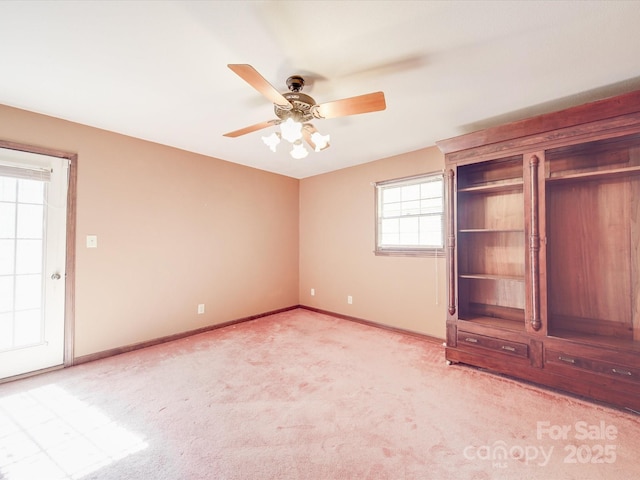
[0,139,77,371]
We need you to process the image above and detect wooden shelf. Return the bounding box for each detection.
[459,229,524,233]
[457,315,525,332]
[458,180,523,194]
[549,329,640,354]
[547,165,640,183]
[459,273,524,281]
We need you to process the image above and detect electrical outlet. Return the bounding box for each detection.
[311,288,315,296]
[347,295,353,304]
[197,304,205,314]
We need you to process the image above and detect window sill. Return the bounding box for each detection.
[374,249,444,258]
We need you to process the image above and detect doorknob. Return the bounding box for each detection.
[51,273,62,280]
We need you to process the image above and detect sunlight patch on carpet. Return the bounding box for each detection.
[0,384,147,479]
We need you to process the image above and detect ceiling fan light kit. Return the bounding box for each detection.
[261,131,281,152]
[279,117,303,143]
[224,64,386,159]
[290,141,309,159]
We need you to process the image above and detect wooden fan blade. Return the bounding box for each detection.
[302,124,330,152]
[228,64,291,107]
[302,128,316,150]
[223,120,277,138]
[302,125,317,151]
[315,91,386,119]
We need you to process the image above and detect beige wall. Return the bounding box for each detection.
[299,147,447,339]
[1,103,446,360]
[1,104,299,357]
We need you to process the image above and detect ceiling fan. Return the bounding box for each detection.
[223,64,386,158]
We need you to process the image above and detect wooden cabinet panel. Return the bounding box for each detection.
[458,190,524,231]
[459,276,525,318]
[457,330,529,358]
[545,348,640,385]
[547,177,634,336]
[458,232,525,278]
[546,133,640,178]
[456,155,523,188]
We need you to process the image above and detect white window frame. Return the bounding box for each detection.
[374,172,445,257]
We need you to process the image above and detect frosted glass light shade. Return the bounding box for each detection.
[261,132,281,152]
[310,132,330,151]
[280,118,303,143]
[290,142,308,159]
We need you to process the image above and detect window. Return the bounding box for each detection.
[375,172,444,256]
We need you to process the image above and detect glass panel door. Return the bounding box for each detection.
[0,149,68,378]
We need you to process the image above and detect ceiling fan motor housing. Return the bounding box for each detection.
[286,75,305,92]
[275,90,317,123]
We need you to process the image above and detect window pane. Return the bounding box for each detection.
[381,218,399,235]
[382,202,402,218]
[399,217,420,246]
[422,231,442,247]
[17,179,45,204]
[420,216,443,246]
[400,232,420,245]
[421,197,443,214]
[381,218,400,245]
[0,240,15,275]
[402,200,420,216]
[0,177,17,202]
[16,204,44,239]
[0,276,13,313]
[381,233,399,245]
[421,180,442,198]
[14,274,41,311]
[382,187,401,204]
[400,216,419,230]
[401,184,420,201]
[0,203,16,238]
[0,312,13,350]
[16,240,42,275]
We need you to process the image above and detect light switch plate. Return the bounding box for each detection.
[86,235,98,248]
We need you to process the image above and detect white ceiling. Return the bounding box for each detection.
[2,1,640,179]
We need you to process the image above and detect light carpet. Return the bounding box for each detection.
[0,308,638,479]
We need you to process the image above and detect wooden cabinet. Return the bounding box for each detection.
[437,90,640,412]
